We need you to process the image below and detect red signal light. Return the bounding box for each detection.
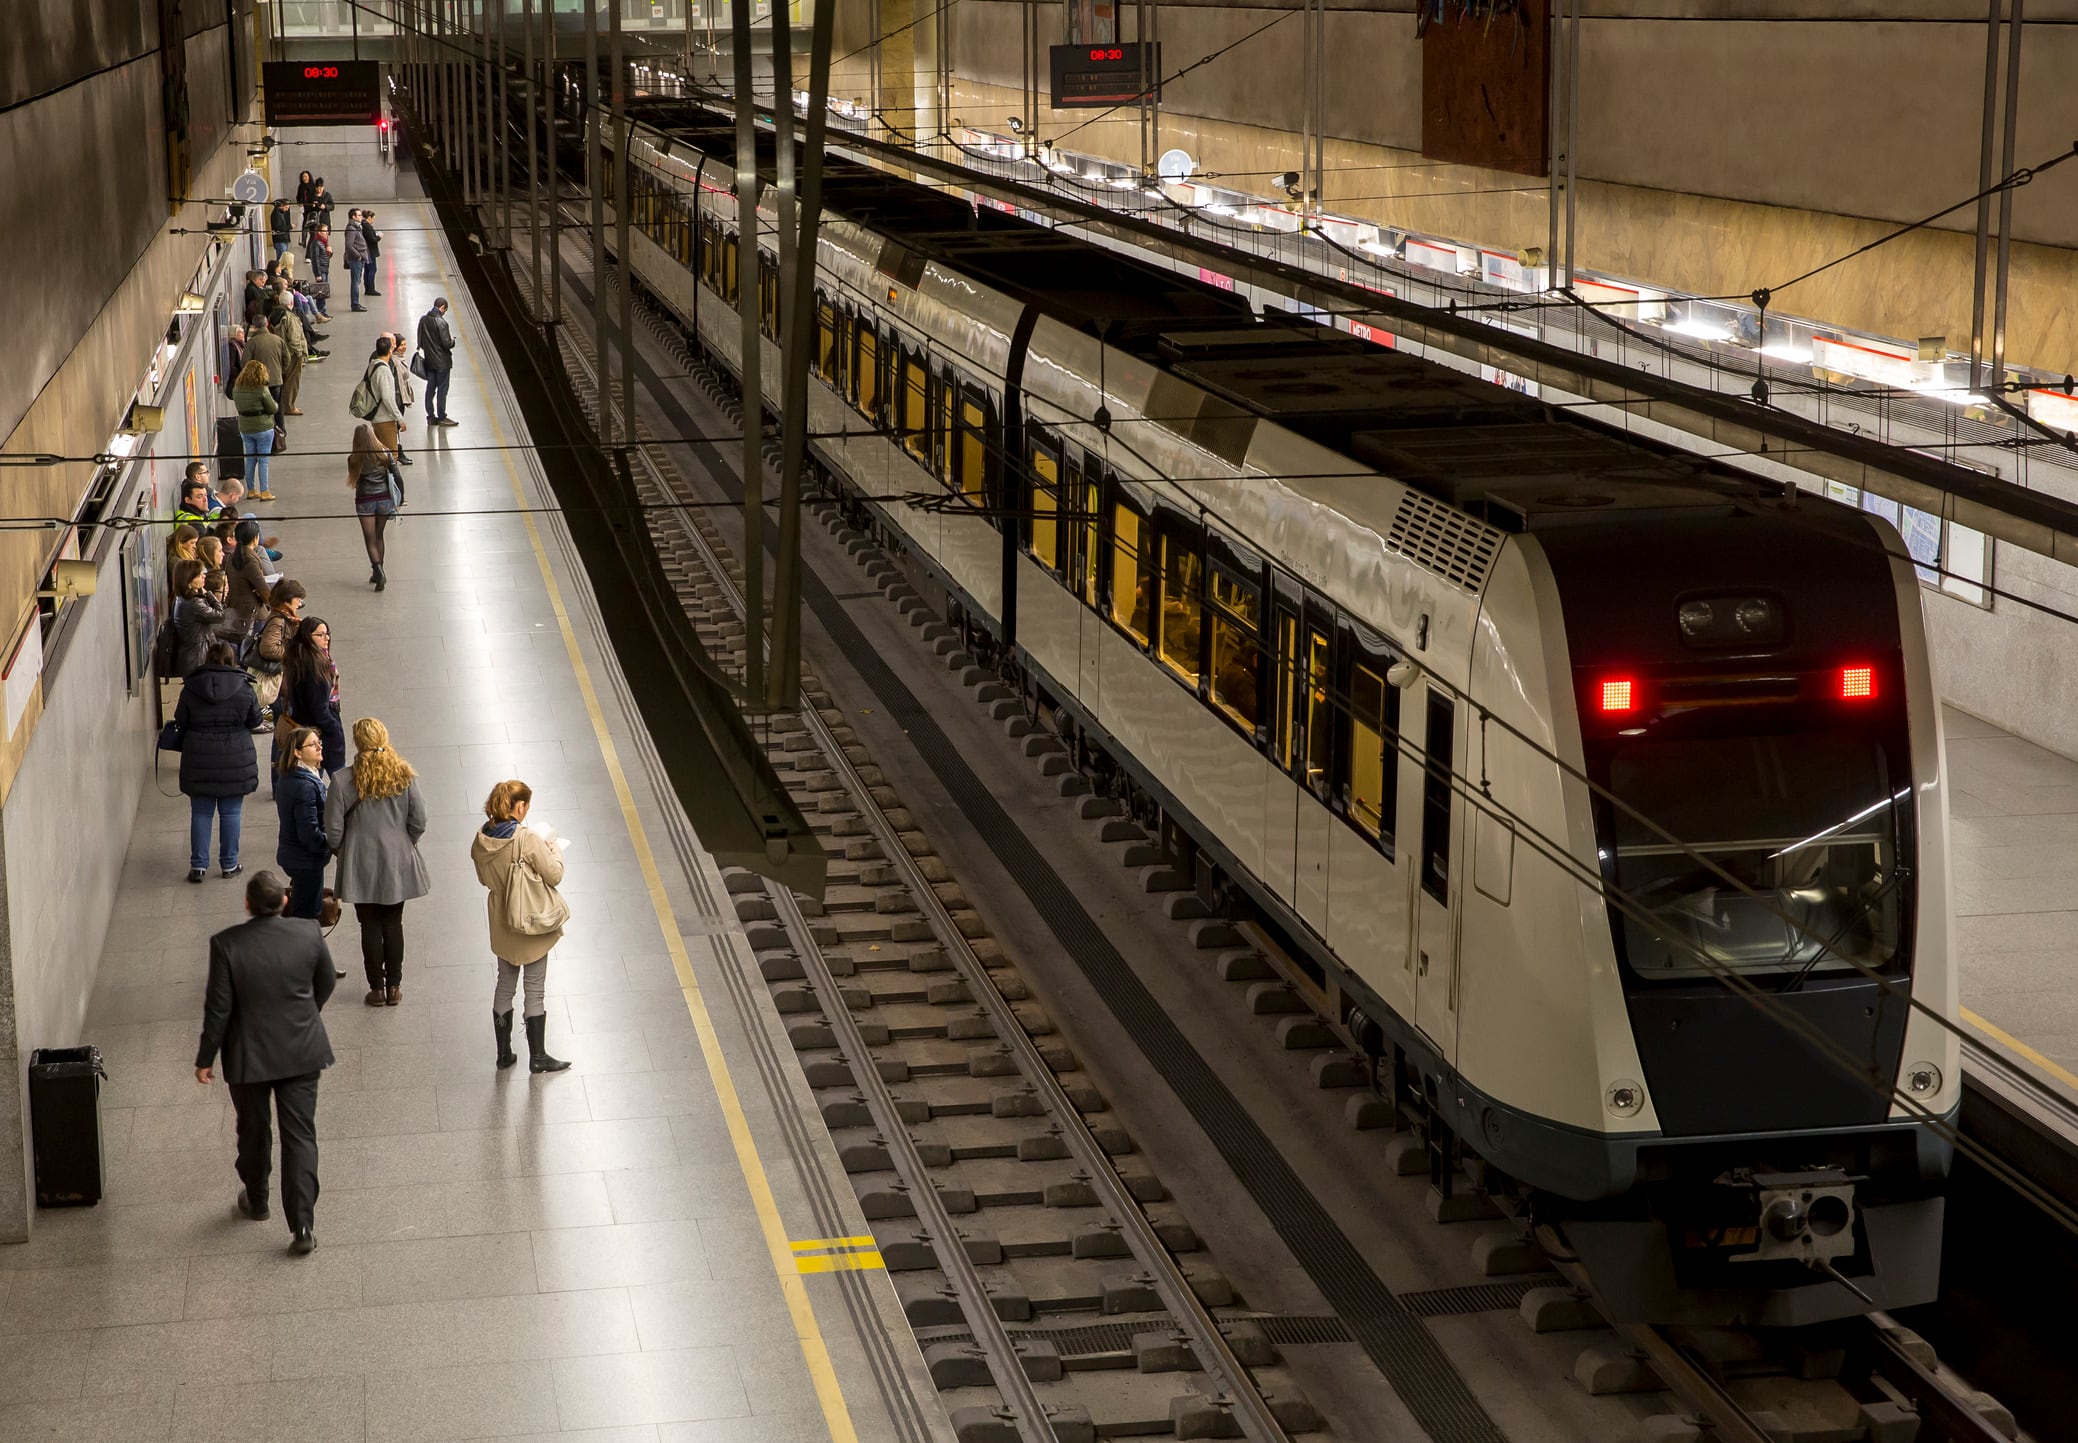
[1839,665,1876,701]
[1599,678,1637,713]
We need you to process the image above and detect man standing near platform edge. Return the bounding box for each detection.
[416,297,457,426]
[195,870,337,1256]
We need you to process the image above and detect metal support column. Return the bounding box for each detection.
[1544,0,1562,289]
[732,0,766,708]
[1562,0,1579,289]
[768,0,834,710]
[547,0,562,330]
[467,0,481,206]
[1968,0,2003,389]
[586,0,611,444]
[1990,0,2025,386]
[495,0,511,253]
[612,0,634,444]
[525,0,541,319]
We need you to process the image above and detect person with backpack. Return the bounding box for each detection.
[351,336,405,456]
[249,578,305,723]
[175,641,264,883]
[471,780,571,1073]
[386,332,415,466]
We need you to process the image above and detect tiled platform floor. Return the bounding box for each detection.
[0,186,926,1443]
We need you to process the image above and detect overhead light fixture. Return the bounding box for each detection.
[1007,115,1024,134]
[1665,316,1734,343]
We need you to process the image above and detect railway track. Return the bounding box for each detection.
[464,178,2036,1443]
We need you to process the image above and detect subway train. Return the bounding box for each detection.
[590,110,1958,1326]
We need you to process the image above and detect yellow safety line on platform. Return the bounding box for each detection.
[792,1235,878,1252]
[447,234,857,1443]
[1960,1006,2078,1096]
[798,1251,888,1275]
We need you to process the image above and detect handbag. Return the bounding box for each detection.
[386,463,406,509]
[157,719,183,751]
[503,839,570,937]
[409,351,427,380]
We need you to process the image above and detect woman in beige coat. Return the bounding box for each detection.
[469,779,571,1073]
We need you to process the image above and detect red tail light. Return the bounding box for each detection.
[1599,678,1637,713]
[1839,665,1876,701]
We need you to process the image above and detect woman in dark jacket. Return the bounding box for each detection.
[270,199,293,260]
[176,642,262,883]
[225,520,272,636]
[282,615,345,773]
[274,725,331,921]
[169,558,227,677]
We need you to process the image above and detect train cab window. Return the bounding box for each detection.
[1110,503,1152,644]
[1421,692,1455,902]
[1273,606,1301,771]
[900,350,930,465]
[1209,566,1261,731]
[958,391,991,502]
[1303,626,1334,796]
[1346,655,1397,842]
[855,323,880,418]
[1156,525,1203,684]
[1030,436,1061,571]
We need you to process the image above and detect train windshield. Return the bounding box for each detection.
[1600,733,1907,983]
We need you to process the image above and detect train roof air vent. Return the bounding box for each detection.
[1386,490,1503,594]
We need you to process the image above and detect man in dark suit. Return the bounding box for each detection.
[195,870,337,1255]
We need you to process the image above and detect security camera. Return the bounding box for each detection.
[39,560,97,600]
[1275,170,1300,190]
[468,233,484,257]
[1007,116,1024,134]
[1386,660,1422,690]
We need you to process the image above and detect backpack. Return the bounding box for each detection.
[152,616,181,678]
[348,364,380,420]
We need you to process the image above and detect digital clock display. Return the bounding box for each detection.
[263,60,381,126]
[1049,42,1160,109]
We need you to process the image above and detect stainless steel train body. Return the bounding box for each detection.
[595,113,1958,1325]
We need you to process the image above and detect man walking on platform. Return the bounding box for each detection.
[415,298,457,426]
[195,870,337,1256]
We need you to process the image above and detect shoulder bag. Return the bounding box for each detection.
[503,836,570,937]
[409,351,427,380]
[386,462,407,509]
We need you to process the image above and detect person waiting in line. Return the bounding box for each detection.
[197,533,224,573]
[294,169,315,219]
[176,641,263,883]
[346,422,401,592]
[415,298,457,426]
[386,332,416,465]
[174,473,221,526]
[326,718,431,1008]
[224,520,272,639]
[242,319,287,417]
[307,178,334,241]
[230,358,279,495]
[343,209,369,311]
[223,324,246,397]
[167,524,200,590]
[359,209,383,296]
[271,304,313,416]
[249,578,305,726]
[281,616,345,775]
[242,270,270,324]
[274,730,331,926]
[170,559,227,677]
[358,335,406,457]
[195,868,336,1257]
[472,780,572,1074]
[304,223,332,290]
[269,198,293,260]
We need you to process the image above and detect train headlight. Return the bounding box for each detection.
[1677,600,1715,637]
[1904,1062,1943,1096]
[1605,1080,1645,1118]
[1734,599,1777,634]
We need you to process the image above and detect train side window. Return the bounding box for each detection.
[814,298,837,382]
[1303,624,1333,798]
[1345,654,1398,843]
[1156,522,1203,685]
[723,235,738,304]
[1273,606,1301,771]
[759,260,780,340]
[1110,502,1151,644]
[855,322,879,419]
[1209,565,1261,732]
[1030,433,1061,571]
[900,350,929,464]
[1421,691,1454,903]
[1076,460,1101,607]
[959,389,992,502]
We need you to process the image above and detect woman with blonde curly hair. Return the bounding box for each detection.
[324,717,430,1005]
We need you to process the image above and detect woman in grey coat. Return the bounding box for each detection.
[324,717,431,1006]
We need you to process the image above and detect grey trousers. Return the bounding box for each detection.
[493,956,548,1017]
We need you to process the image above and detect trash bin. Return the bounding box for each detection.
[27,1046,106,1208]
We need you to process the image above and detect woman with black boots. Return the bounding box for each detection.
[470,780,572,1073]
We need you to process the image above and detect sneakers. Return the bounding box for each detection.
[222,864,242,879]
[187,868,206,884]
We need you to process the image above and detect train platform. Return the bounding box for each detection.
[0,192,941,1443]
[1947,705,2078,1101]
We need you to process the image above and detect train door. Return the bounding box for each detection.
[1411,684,1461,1058]
[1292,604,1336,935]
